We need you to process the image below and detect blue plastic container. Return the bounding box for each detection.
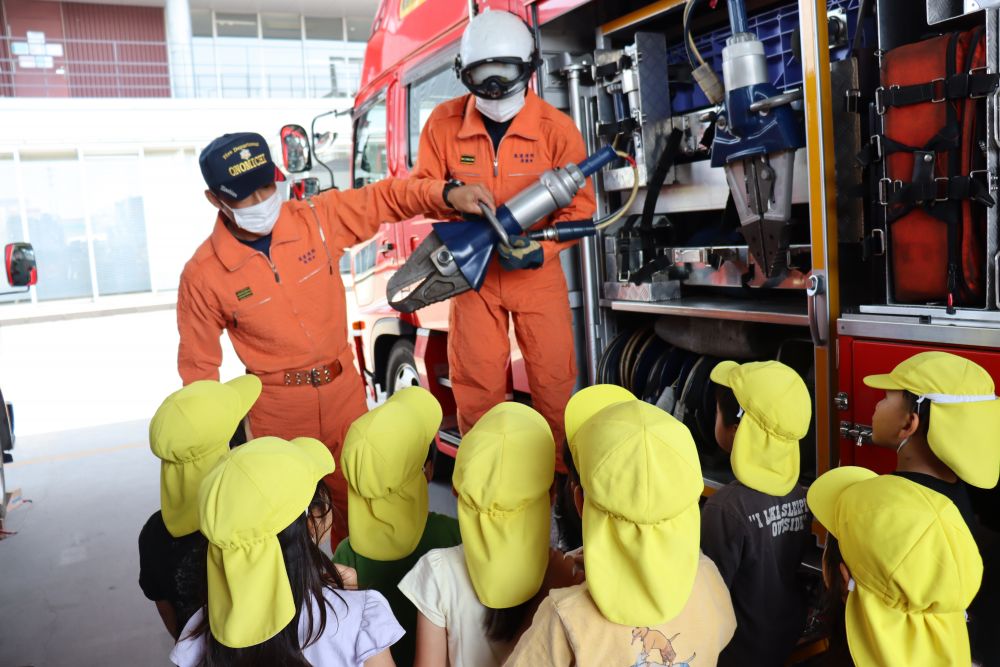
[667,0,862,114]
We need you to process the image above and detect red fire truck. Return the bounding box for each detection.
[338,0,1000,522]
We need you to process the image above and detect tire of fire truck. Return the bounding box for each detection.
[385,339,419,397]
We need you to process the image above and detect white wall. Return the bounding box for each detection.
[0,97,359,436]
[0,97,354,150]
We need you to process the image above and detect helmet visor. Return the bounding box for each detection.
[459,57,533,100]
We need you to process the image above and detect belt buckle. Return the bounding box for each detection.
[878,177,900,205]
[969,66,991,99]
[930,78,946,104]
[309,366,333,386]
[934,177,951,203]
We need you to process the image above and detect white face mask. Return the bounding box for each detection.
[476,93,525,123]
[225,190,281,235]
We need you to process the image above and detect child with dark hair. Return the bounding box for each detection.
[506,385,736,666]
[333,388,462,667]
[807,466,982,666]
[169,436,402,667]
[139,376,262,639]
[701,361,813,667]
[398,403,579,667]
[865,351,1000,664]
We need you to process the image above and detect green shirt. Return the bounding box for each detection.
[333,512,462,666]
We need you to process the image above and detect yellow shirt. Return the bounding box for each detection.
[504,554,736,667]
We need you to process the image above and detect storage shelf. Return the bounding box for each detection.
[601,296,810,327]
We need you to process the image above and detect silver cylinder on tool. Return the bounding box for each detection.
[722,33,768,91]
[504,164,587,230]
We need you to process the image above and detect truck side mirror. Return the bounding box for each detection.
[280,124,312,174]
[5,243,36,288]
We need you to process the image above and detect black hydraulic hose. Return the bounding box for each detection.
[638,129,684,232]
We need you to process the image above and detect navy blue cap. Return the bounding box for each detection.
[199,132,276,201]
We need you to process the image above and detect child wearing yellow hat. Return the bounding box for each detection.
[332,387,462,667]
[701,360,813,667]
[864,350,1000,663]
[139,376,262,639]
[807,466,983,667]
[398,402,579,667]
[506,385,736,666]
[169,436,403,666]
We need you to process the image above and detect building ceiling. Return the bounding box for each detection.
[45,0,378,19]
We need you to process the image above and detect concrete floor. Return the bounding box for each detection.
[0,418,457,667]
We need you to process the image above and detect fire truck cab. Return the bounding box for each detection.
[346,0,1000,527]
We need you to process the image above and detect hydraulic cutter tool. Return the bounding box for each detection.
[387,146,626,313]
[688,0,806,277]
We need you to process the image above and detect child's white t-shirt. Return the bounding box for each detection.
[398,545,513,667]
[170,588,403,666]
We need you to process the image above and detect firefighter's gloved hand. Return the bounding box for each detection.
[498,236,544,271]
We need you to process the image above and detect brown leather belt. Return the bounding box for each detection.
[259,360,344,387]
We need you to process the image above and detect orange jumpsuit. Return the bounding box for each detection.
[413,91,596,461]
[177,179,449,543]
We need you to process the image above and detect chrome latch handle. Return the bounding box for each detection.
[806,271,828,347]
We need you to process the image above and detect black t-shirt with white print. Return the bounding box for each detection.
[138,510,207,637]
[701,481,812,667]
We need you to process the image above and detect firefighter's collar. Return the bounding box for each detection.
[458,91,540,142]
[210,208,300,272]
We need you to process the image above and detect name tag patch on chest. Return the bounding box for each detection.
[460,155,476,165]
[514,152,535,164]
[299,249,317,264]
[236,287,253,301]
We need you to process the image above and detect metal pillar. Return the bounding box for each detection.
[561,56,602,385]
[164,0,195,97]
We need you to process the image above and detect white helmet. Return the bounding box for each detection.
[455,10,538,100]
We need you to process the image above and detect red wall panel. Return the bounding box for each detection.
[61,3,169,97]
[2,0,70,96]
[1,0,169,97]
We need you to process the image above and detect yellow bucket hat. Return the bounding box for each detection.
[563,384,637,458]
[149,375,262,537]
[454,402,554,609]
[341,387,442,560]
[864,351,1000,488]
[710,360,811,496]
[808,467,983,667]
[575,400,703,626]
[198,436,335,648]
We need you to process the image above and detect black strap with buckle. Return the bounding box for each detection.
[874,69,999,113]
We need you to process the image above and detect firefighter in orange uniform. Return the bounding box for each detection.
[177,132,491,544]
[412,10,596,461]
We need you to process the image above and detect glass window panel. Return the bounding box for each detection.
[84,154,151,297]
[408,66,466,164]
[191,9,213,37]
[306,17,344,41]
[261,13,302,40]
[215,12,258,38]
[330,58,362,97]
[20,154,93,301]
[345,17,372,43]
[353,99,387,188]
[0,156,29,305]
[143,149,215,292]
